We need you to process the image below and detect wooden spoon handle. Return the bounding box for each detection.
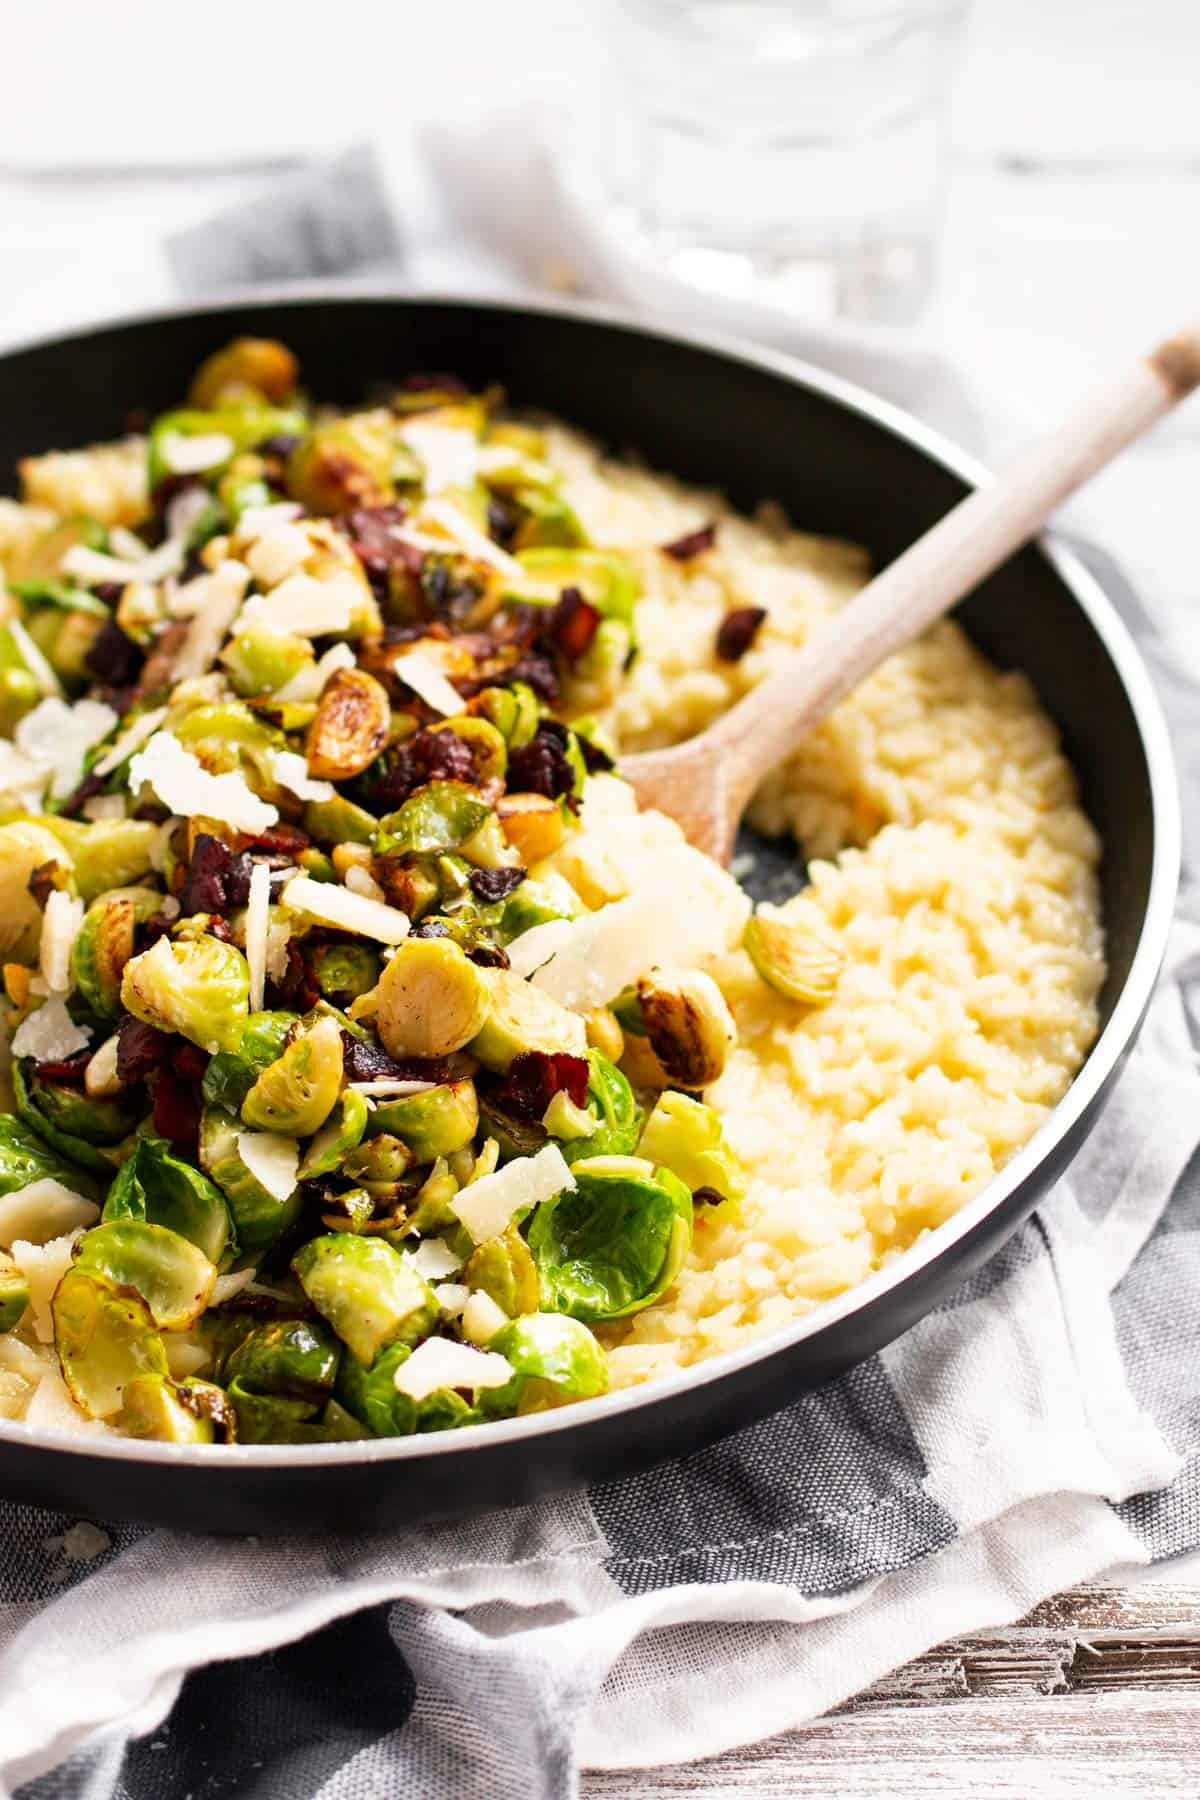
[702,326,1200,813]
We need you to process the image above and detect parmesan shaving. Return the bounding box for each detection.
[389,651,466,717]
[15,696,118,801]
[235,502,302,542]
[417,499,524,579]
[344,864,386,903]
[165,486,215,545]
[237,1131,300,1204]
[81,794,127,822]
[0,741,50,811]
[265,918,292,981]
[449,1143,574,1245]
[11,997,91,1064]
[128,732,278,833]
[348,1080,437,1098]
[62,539,183,586]
[401,421,479,495]
[433,1282,470,1319]
[460,1289,509,1345]
[273,640,356,704]
[92,705,169,777]
[10,1230,85,1343]
[271,751,335,804]
[403,1238,465,1279]
[527,886,741,1012]
[245,524,314,588]
[281,875,411,945]
[157,431,235,475]
[171,560,251,680]
[393,1336,513,1401]
[239,572,359,638]
[169,561,250,620]
[0,1180,98,1251]
[39,890,84,995]
[8,619,63,697]
[245,861,272,1011]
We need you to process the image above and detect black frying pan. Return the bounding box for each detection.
[0,293,1179,1532]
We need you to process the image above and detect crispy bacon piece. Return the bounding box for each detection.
[488,1051,590,1122]
[507,721,575,802]
[546,586,601,663]
[84,618,142,687]
[340,1034,454,1086]
[367,726,477,811]
[715,605,767,663]
[152,1068,202,1149]
[116,1017,172,1084]
[662,522,717,561]
[179,834,254,916]
[35,1052,90,1086]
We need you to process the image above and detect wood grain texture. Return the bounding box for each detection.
[581,1582,1200,1797]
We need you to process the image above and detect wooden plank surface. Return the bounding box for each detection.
[581,1582,1200,1797]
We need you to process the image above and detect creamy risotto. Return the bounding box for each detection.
[0,341,1103,1440]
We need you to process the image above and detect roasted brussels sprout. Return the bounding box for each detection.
[334,1338,418,1436]
[311,943,381,1004]
[743,909,844,1005]
[104,1134,233,1265]
[228,1384,369,1444]
[0,822,74,963]
[473,680,541,750]
[298,1088,370,1181]
[292,1232,438,1366]
[188,337,299,410]
[367,1079,479,1163]
[559,1053,641,1168]
[41,817,158,905]
[497,877,584,945]
[0,1112,99,1200]
[0,628,44,736]
[285,411,397,515]
[495,793,566,864]
[584,1006,625,1064]
[340,1134,413,1200]
[480,1313,609,1416]
[508,547,639,626]
[240,1014,343,1137]
[52,1268,168,1420]
[0,1251,30,1333]
[305,669,391,781]
[469,967,587,1073]
[12,1063,129,1176]
[223,1316,342,1400]
[464,1227,539,1318]
[375,781,494,858]
[374,938,492,1062]
[301,793,379,848]
[636,1090,745,1206]
[71,886,163,1019]
[220,625,314,699]
[636,968,737,1089]
[115,1372,217,1443]
[198,1107,304,1254]
[74,1219,216,1330]
[201,1011,296,1113]
[526,1161,693,1321]
[121,932,250,1055]
[147,403,307,489]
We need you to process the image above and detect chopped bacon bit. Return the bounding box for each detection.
[466,941,510,969]
[410,919,451,939]
[134,912,174,953]
[172,1043,209,1081]
[715,605,768,663]
[249,822,310,857]
[507,721,575,802]
[547,586,601,663]
[576,734,615,774]
[57,769,109,820]
[662,522,717,561]
[179,834,255,916]
[85,618,142,687]
[152,1068,202,1149]
[692,1186,724,1207]
[266,939,320,1013]
[35,1052,90,1087]
[467,866,525,904]
[116,1016,172,1084]
[26,861,63,908]
[340,1034,453,1086]
[253,432,301,460]
[488,1050,589,1122]
[368,726,477,810]
[487,495,520,549]
[344,504,413,599]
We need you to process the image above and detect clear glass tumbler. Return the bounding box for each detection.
[586,0,967,324]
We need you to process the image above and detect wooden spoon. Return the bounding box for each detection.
[621,326,1200,864]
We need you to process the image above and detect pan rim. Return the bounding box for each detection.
[0,285,1180,1472]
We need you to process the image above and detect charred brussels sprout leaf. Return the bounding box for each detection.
[148,403,308,489]
[285,411,397,515]
[53,1268,168,1420]
[298,1088,370,1180]
[72,886,163,1020]
[636,1090,746,1207]
[559,1053,641,1169]
[0,821,76,963]
[497,878,584,946]
[103,1135,233,1266]
[366,1079,479,1163]
[374,938,492,1063]
[115,1373,216,1443]
[221,625,314,699]
[0,1251,30,1333]
[0,1112,100,1199]
[306,668,391,781]
[480,1314,609,1416]
[292,1233,438,1367]
[473,681,541,750]
[241,1014,343,1137]
[743,909,844,1006]
[375,781,492,858]
[311,943,381,1004]
[526,1163,693,1322]
[224,1316,342,1401]
[121,932,250,1055]
[12,1063,128,1176]
[201,1011,295,1113]
[40,818,159,906]
[74,1219,216,1330]
[301,794,379,847]
[227,1383,369,1444]
[198,1106,303,1255]
[507,547,639,627]
[335,1341,481,1438]
[464,1227,539,1318]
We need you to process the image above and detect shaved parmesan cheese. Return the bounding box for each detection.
[344,864,386,903]
[63,538,183,586]
[39,890,84,995]
[393,1336,513,1401]
[23,1366,101,1434]
[8,620,62,696]
[0,741,51,811]
[433,1282,470,1319]
[169,559,251,620]
[91,704,169,777]
[108,526,149,562]
[171,561,252,680]
[209,1267,259,1307]
[401,421,479,495]
[461,1289,509,1345]
[237,1130,299,1204]
[271,751,335,804]
[165,486,215,545]
[348,1080,437,1099]
[272,639,356,704]
[245,524,314,588]
[450,1143,574,1246]
[390,650,466,717]
[11,997,91,1063]
[158,431,234,476]
[239,572,359,638]
[281,875,411,945]
[128,732,278,833]
[403,1238,465,1279]
[245,860,272,1011]
[265,917,292,981]
[164,1338,213,1380]
[506,918,576,980]
[81,794,127,822]
[15,696,118,801]
[10,1230,85,1343]
[527,885,741,1013]
[236,502,302,541]
[0,1180,98,1251]
[417,499,524,580]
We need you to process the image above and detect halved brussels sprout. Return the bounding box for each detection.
[375,781,493,858]
[220,625,314,699]
[292,1232,438,1366]
[114,1372,217,1443]
[0,1112,99,1200]
[584,1005,625,1064]
[171,701,288,792]
[40,818,158,905]
[227,1383,369,1444]
[464,1227,539,1319]
[311,943,380,1004]
[298,1088,370,1181]
[188,338,299,410]
[636,1090,746,1207]
[13,1063,130,1175]
[301,793,379,847]
[27,605,106,683]
[104,1135,233,1265]
[429,718,507,791]
[53,1268,168,1419]
[374,938,492,1062]
[148,403,307,489]
[341,1134,413,1200]
[559,1053,641,1169]
[201,1011,296,1112]
[0,630,44,736]
[321,1185,375,1234]
[335,1339,480,1438]
[285,412,397,515]
[0,1251,30,1332]
[305,669,391,781]
[636,969,737,1089]
[74,1219,216,1330]
[473,681,541,750]
[224,1316,341,1400]
[404,1158,462,1237]
[507,547,639,625]
[542,1090,595,1142]
[240,1014,343,1136]
[497,877,584,945]
[199,1106,304,1255]
[72,886,163,1019]
[743,909,845,1006]
[526,1162,693,1322]
[510,489,588,552]
[366,1079,479,1163]
[121,932,250,1055]
[0,822,74,963]
[480,1313,608,1416]
[469,967,587,1073]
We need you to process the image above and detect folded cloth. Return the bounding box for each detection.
[3,143,1200,1800]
